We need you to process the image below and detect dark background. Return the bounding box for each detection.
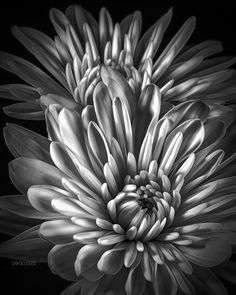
[0,0,236,294]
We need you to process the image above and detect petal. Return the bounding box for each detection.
[9,157,66,194]
[101,65,136,118]
[0,210,37,236]
[50,142,81,179]
[0,51,69,97]
[60,281,83,295]
[40,94,81,111]
[153,264,178,295]
[75,244,108,280]
[48,242,82,281]
[40,219,80,244]
[125,265,146,295]
[134,8,172,64]
[12,26,68,89]
[97,247,125,274]
[134,84,161,152]
[93,82,115,143]
[0,225,52,261]
[58,108,90,168]
[28,184,73,214]
[164,100,209,130]
[0,83,39,102]
[45,104,63,142]
[0,194,55,219]
[87,121,110,165]
[153,17,196,81]
[4,123,51,163]
[51,198,89,217]
[112,97,134,155]
[190,265,228,295]
[213,260,236,285]
[179,238,231,267]
[3,102,44,120]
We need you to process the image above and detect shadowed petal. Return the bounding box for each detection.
[0,51,69,97]
[0,194,56,219]
[0,210,38,236]
[4,123,52,163]
[9,157,67,194]
[75,244,109,280]
[97,247,125,274]
[48,242,82,281]
[179,238,231,267]
[0,225,52,261]
[3,102,44,120]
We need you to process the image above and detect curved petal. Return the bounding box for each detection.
[0,194,55,219]
[101,65,136,118]
[28,184,73,214]
[0,225,52,261]
[93,81,115,143]
[97,247,125,274]
[4,123,51,163]
[3,102,44,120]
[48,242,82,281]
[75,244,108,281]
[190,265,228,295]
[58,108,90,168]
[0,51,69,97]
[40,219,80,244]
[179,238,231,267]
[0,210,38,236]
[9,157,66,194]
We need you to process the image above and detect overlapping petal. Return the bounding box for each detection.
[0,5,236,120]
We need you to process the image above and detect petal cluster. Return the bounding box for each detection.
[0,6,236,119]
[1,68,236,294]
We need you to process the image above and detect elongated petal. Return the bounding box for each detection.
[0,210,37,236]
[3,102,44,120]
[75,244,108,281]
[179,238,231,267]
[40,219,80,243]
[4,123,51,163]
[101,66,136,117]
[0,225,52,261]
[28,184,73,214]
[48,242,82,281]
[58,108,90,168]
[0,84,39,102]
[9,157,66,194]
[0,51,69,97]
[97,247,125,274]
[93,81,115,143]
[0,195,55,219]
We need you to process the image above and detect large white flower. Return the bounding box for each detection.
[1,70,236,294]
[0,5,236,119]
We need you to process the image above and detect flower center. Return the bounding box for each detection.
[106,166,182,244]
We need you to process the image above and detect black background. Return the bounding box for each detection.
[0,0,236,294]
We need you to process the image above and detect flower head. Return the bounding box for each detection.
[0,5,236,119]
[1,72,236,294]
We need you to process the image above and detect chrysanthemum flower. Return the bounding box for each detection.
[1,5,236,119]
[1,70,236,294]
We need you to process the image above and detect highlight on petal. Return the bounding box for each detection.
[39,219,80,244]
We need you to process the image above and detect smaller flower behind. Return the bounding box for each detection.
[1,77,236,294]
[1,5,236,120]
